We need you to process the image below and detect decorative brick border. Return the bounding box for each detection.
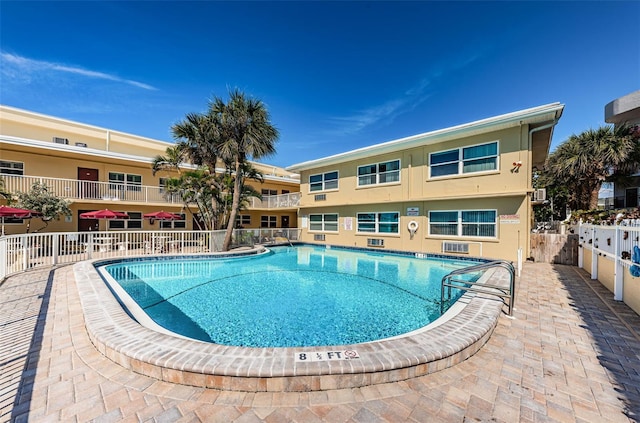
[73,250,508,392]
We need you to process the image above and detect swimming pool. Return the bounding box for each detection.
[101,245,479,347]
[78,246,510,391]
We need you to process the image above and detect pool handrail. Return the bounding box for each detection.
[441,260,515,316]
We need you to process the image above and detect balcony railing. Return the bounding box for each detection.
[246,192,300,209]
[0,228,301,280]
[1,174,300,209]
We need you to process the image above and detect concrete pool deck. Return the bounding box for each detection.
[1,262,639,422]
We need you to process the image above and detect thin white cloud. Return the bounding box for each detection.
[326,83,431,136]
[1,51,156,91]
[327,53,481,136]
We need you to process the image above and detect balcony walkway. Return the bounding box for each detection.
[1,262,639,422]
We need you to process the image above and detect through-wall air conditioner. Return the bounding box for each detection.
[367,238,384,247]
[533,188,546,202]
[442,242,470,254]
[314,194,326,201]
[75,142,88,147]
[313,234,326,241]
[53,137,69,144]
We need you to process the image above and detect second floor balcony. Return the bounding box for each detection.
[1,174,300,209]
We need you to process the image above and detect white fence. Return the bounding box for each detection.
[1,174,301,209]
[0,228,301,280]
[577,221,640,302]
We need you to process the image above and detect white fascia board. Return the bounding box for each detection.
[287,102,564,172]
[0,135,196,169]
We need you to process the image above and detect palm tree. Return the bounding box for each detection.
[208,89,278,251]
[545,125,638,210]
[151,144,188,176]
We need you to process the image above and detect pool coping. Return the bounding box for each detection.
[73,248,510,392]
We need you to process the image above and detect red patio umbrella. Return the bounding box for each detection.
[0,206,43,235]
[80,209,129,232]
[143,211,182,221]
[79,209,129,220]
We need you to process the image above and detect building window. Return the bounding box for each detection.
[309,171,338,192]
[429,210,497,238]
[262,189,278,196]
[108,212,142,230]
[235,214,251,227]
[356,212,399,234]
[261,215,277,228]
[109,172,142,191]
[160,213,186,229]
[430,142,498,178]
[0,160,24,175]
[357,160,400,187]
[309,213,339,232]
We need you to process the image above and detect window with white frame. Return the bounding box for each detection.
[261,215,277,228]
[309,213,339,232]
[108,212,143,230]
[357,160,400,187]
[356,212,399,234]
[235,214,251,227]
[262,189,278,196]
[309,171,338,192]
[429,210,497,238]
[109,172,142,191]
[429,142,498,178]
[160,213,186,229]
[0,160,24,175]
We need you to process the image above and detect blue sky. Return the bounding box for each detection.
[1,1,639,169]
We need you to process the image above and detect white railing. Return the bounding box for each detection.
[1,174,299,209]
[0,228,301,280]
[246,192,301,209]
[577,222,640,302]
[2,174,181,204]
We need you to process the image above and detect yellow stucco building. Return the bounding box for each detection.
[2,103,564,262]
[287,103,564,262]
[0,105,300,234]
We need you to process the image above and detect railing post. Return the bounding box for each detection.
[614,225,624,301]
[0,237,7,280]
[577,221,584,269]
[52,233,59,265]
[591,226,598,280]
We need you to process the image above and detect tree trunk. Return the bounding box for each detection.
[222,159,242,251]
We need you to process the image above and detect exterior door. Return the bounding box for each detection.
[78,210,98,232]
[626,188,638,208]
[78,167,99,199]
[281,216,290,229]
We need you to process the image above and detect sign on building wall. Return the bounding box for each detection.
[500,214,520,224]
[301,216,308,228]
[344,217,353,231]
[407,207,419,216]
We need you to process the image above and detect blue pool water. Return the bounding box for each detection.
[102,246,480,347]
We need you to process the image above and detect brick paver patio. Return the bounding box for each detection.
[1,262,639,422]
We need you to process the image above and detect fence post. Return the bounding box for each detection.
[52,233,59,265]
[591,226,598,280]
[614,225,624,301]
[577,221,584,269]
[0,237,7,280]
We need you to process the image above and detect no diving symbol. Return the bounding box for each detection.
[344,350,359,359]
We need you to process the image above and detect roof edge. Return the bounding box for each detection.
[287,103,564,172]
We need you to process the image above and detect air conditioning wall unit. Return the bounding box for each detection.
[533,188,546,202]
[53,137,69,144]
[75,142,88,147]
[314,194,326,201]
[367,238,384,247]
[442,241,469,254]
[313,234,326,241]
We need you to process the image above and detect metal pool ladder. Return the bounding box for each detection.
[440,260,516,316]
